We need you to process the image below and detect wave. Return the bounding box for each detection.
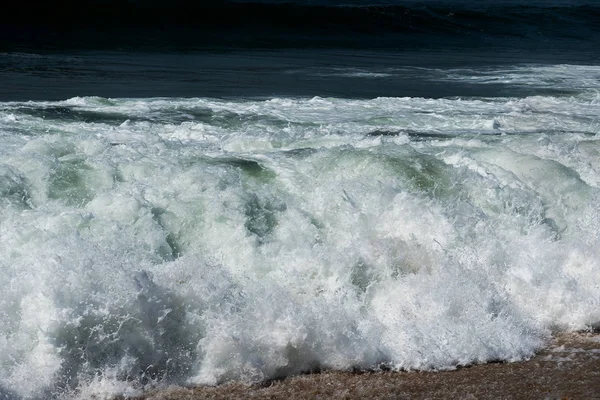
[1,87,600,397]
[2,1,599,50]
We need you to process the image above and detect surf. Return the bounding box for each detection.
[1,72,599,397]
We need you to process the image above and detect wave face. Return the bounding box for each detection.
[1,63,600,399]
[2,1,599,51]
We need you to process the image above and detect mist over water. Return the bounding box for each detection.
[1,0,600,398]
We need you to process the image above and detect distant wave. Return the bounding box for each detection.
[1,1,599,50]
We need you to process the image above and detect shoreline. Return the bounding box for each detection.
[132,332,600,400]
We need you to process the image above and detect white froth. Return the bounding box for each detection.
[1,64,600,399]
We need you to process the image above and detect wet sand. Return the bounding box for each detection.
[133,333,600,400]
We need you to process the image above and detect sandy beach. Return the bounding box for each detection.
[131,332,600,400]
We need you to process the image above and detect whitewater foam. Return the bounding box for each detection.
[1,65,600,399]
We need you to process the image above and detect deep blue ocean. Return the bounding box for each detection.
[1,0,599,100]
[1,1,600,399]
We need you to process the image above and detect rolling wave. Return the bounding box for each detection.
[1,81,600,397]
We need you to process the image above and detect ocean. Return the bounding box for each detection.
[1,1,599,398]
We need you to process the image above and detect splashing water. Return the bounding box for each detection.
[1,65,600,399]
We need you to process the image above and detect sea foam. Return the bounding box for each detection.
[1,71,600,398]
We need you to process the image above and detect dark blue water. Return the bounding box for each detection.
[1,0,599,100]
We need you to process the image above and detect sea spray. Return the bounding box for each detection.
[1,68,600,398]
